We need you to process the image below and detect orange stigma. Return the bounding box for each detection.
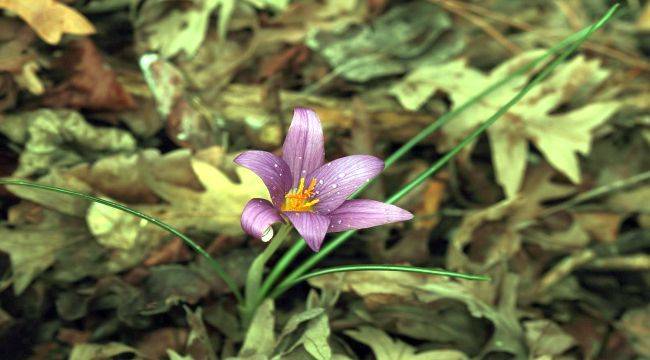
[281,177,320,212]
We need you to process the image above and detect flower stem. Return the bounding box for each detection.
[265,4,620,301]
[241,223,293,325]
[256,9,619,302]
[0,178,244,303]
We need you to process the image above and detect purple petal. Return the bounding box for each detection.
[308,155,384,214]
[326,199,413,233]
[234,150,292,207]
[284,211,330,251]
[282,108,325,188]
[241,198,285,242]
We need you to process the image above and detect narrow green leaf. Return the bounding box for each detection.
[0,179,244,302]
[294,265,490,284]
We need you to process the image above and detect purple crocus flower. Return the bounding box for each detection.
[234,108,413,251]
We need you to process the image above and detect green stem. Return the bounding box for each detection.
[256,10,617,302]
[290,265,490,285]
[0,179,244,303]
[267,4,620,301]
[242,223,292,323]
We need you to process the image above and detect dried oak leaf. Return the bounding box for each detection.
[41,39,136,111]
[392,53,620,197]
[345,326,469,360]
[139,154,268,236]
[0,109,136,178]
[0,211,89,295]
[0,0,95,45]
[447,164,575,271]
[134,0,221,59]
[307,1,463,82]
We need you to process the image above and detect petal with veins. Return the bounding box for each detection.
[308,155,384,214]
[234,150,292,207]
[284,211,330,251]
[240,198,284,241]
[326,199,413,233]
[282,108,325,188]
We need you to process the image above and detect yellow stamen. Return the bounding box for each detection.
[297,177,305,194]
[281,177,320,212]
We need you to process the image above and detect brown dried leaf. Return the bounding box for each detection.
[41,39,136,111]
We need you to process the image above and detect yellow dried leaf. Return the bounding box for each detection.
[0,0,95,44]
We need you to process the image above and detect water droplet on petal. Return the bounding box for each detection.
[337,219,342,224]
[318,180,324,185]
[261,226,274,242]
[298,156,303,160]
[301,170,306,174]
[274,163,278,168]
[331,184,337,189]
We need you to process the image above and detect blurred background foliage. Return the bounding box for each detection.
[0,0,649,359]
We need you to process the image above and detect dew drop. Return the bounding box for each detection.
[261,226,274,242]
[337,219,342,224]
[298,156,303,160]
[331,184,337,189]
[274,163,278,168]
[318,180,324,185]
[302,169,307,174]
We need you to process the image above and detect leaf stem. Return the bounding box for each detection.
[266,4,620,301]
[0,179,244,302]
[241,223,293,324]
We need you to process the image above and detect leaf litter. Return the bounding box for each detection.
[0,0,649,359]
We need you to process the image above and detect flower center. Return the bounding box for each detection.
[281,177,320,212]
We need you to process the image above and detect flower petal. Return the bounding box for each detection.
[284,211,330,251]
[234,150,292,207]
[308,155,384,214]
[241,198,285,242]
[326,199,413,233]
[282,108,325,188]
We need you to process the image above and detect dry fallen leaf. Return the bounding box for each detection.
[41,39,136,111]
[392,53,620,197]
[0,0,96,45]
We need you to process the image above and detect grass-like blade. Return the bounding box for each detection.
[0,178,244,302]
[294,265,491,283]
